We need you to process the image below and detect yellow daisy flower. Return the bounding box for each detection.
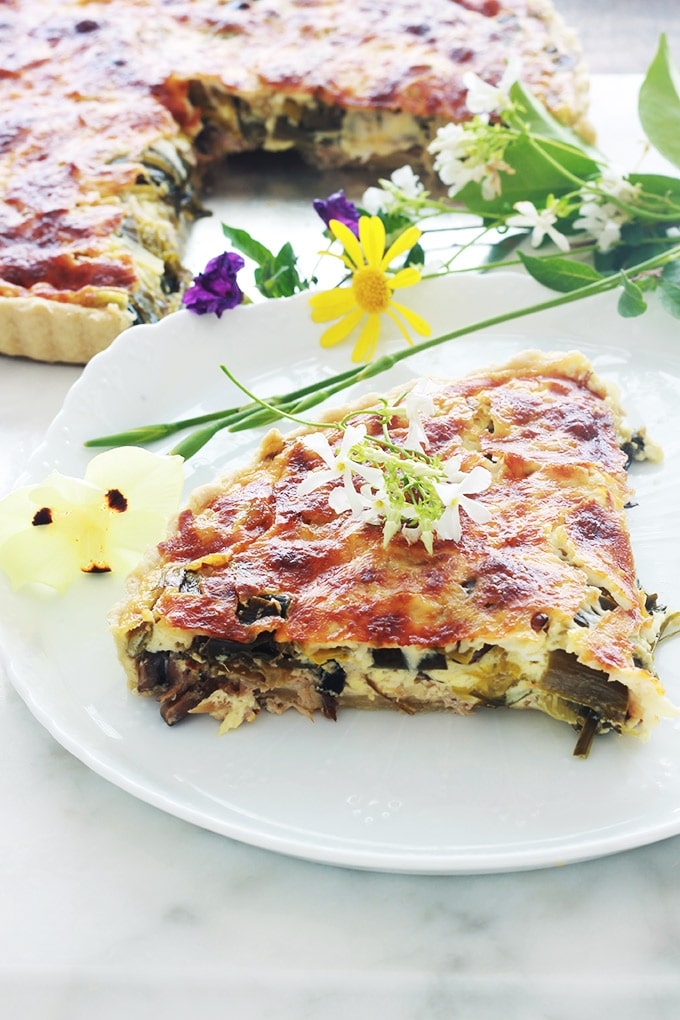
[309,215,431,362]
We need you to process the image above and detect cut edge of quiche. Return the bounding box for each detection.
[109,350,678,757]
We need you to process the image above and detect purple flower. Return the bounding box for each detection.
[182,251,245,317]
[313,190,360,236]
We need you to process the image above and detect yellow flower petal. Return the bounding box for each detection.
[309,286,357,323]
[312,215,427,363]
[385,308,416,346]
[351,313,381,363]
[390,300,432,337]
[358,216,386,268]
[319,306,365,348]
[329,219,365,269]
[388,266,422,290]
[381,225,422,269]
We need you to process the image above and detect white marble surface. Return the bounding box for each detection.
[2,76,680,1019]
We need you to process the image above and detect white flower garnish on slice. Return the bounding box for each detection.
[403,384,435,453]
[361,164,426,216]
[434,458,494,543]
[298,400,493,553]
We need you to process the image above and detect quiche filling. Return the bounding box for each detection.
[110,351,675,756]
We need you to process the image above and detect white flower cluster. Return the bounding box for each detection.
[426,59,520,202]
[298,387,492,554]
[428,121,515,202]
[573,175,642,252]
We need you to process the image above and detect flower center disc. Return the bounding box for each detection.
[352,267,391,313]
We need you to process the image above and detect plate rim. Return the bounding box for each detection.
[3,269,680,875]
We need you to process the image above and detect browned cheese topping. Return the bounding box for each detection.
[111,352,672,752]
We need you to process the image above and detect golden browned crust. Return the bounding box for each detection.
[0,297,135,365]
[110,351,674,748]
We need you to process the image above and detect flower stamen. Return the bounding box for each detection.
[352,267,392,313]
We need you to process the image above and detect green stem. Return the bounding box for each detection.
[524,134,680,224]
[86,243,680,459]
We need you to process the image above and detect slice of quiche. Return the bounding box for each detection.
[110,351,674,755]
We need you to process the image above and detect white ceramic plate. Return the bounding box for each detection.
[2,272,680,874]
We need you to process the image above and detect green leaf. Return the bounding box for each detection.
[452,83,602,217]
[628,172,680,203]
[253,241,308,299]
[617,275,648,317]
[455,136,600,217]
[661,258,680,286]
[658,261,680,318]
[404,241,425,268]
[518,252,603,292]
[638,35,680,170]
[508,82,602,161]
[221,224,274,266]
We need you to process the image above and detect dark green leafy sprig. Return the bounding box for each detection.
[221,224,312,298]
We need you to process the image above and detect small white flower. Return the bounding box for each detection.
[433,462,493,543]
[299,424,381,499]
[390,165,424,200]
[428,124,477,193]
[403,384,435,453]
[506,200,570,252]
[572,175,641,253]
[463,57,521,118]
[298,418,494,554]
[361,186,389,215]
[573,200,624,253]
[597,174,642,205]
[479,158,514,201]
[299,425,385,525]
[360,165,425,215]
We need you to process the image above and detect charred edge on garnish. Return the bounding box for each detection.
[621,432,647,469]
[32,506,53,526]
